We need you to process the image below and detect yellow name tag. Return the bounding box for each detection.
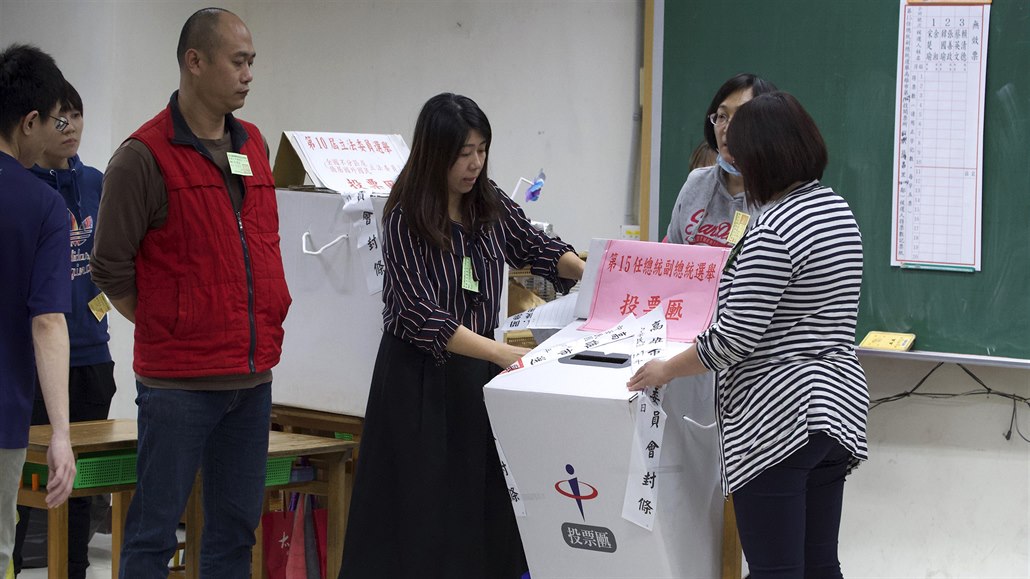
[87,293,111,322]
[726,211,750,245]
[462,256,479,293]
[226,152,253,176]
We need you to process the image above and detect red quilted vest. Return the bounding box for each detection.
[130,105,291,377]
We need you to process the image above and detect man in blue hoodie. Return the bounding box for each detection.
[12,81,115,579]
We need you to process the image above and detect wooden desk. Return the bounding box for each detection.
[270,404,363,439]
[16,419,137,579]
[20,421,357,579]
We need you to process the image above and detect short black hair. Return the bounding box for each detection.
[0,44,65,141]
[703,73,778,151]
[58,80,83,115]
[177,7,230,68]
[726,91,828,206]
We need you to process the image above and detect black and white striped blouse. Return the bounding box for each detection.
[381,186,575,363]
[694,180,869,494]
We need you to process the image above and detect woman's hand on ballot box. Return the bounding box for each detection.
[627,345,707,392]
[627,359,674,392]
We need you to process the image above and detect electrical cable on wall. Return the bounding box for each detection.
[870,363,1030,443]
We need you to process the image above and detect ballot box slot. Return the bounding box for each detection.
[558,350,631,368]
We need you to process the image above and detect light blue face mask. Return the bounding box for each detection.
[716,154,741,177]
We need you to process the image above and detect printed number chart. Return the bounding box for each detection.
[891,0,990,271]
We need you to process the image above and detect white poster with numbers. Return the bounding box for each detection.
[891,0,990,271]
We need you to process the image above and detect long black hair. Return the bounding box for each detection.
[385,93,501,250]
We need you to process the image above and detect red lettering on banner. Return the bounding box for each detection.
[665,300,684,321]
[673,260,686,279]
[644,295,662,313]
[694,262,707,281]
[620,294,640,315]
[607,253,620,272]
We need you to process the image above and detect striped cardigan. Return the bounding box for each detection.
[695,180,869,494]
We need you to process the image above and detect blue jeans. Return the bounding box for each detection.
[119,381,271,579]
[731,432,851,579]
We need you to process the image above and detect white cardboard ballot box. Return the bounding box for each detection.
[273,188,387,417]
[484,323,722,579]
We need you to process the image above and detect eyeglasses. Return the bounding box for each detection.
[708,112,732,127]
[49,115,69,133]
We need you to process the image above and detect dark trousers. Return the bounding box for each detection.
[119,381,272,579]
[731,432,851,579]
[14,361,116,579]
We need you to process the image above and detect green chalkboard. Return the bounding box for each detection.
[657,0,1030,360]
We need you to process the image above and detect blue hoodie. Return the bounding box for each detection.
[30,155,112,367]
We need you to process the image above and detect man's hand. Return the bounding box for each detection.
[45,433,76,508]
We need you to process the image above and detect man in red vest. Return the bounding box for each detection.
[92,8,291,577]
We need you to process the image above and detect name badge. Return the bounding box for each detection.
[726,211,751,245]
[462,256,480,293]
[226,152,253,176]
[87,293,111,322]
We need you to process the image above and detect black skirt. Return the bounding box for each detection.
[339,333,528,579]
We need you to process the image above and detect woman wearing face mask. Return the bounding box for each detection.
[665,73,777,247]
[12,80,115,579]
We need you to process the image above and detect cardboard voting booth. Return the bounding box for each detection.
[484,239,728,579]
[272,132,409,417]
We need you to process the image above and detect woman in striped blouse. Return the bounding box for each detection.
[340,93,584,579]
[629,92,868,578]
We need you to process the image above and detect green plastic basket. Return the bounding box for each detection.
[265,456,294,486]
[24,452,294,489]
[22,450,137,490]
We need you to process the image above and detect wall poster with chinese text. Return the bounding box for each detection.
[891,0,990,271]
[285,131,409,194]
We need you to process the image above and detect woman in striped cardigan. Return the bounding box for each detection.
[629,92,868,579]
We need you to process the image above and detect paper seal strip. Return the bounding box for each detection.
[495,436,527,517]
[340,192,386,295]
[621,307,668,530]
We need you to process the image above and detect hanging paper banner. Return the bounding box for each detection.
[621,307,669,530]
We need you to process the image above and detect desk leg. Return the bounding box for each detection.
[185,472,203,579]
[721,495,742,579]
[46,503,69,579]
[111,490,131,578]
[325,451,349,579]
